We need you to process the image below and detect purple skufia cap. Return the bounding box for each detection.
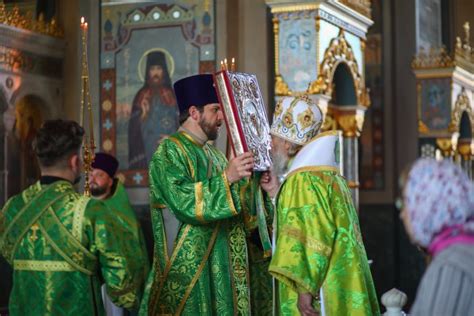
[91,152,119,178]
[173,74,219,114]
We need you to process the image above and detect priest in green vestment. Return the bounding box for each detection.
[262,96,379,316]
[90,152,150,315]
[139,74,272,316]
[0,120,145,316]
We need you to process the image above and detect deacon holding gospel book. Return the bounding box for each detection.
[139,74,273,315]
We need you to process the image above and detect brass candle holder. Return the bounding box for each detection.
[80,17,95,196]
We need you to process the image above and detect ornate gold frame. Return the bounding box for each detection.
[449,88,474,134]
[310,29,370,107]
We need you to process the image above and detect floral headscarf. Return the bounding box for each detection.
[404,158,474,247]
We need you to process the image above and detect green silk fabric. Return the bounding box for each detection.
[102,180,150,295]
[0,180,145,315]
[269,170,380,316]
[139,131,272,316]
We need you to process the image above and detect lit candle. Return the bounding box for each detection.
[231,57,235,71]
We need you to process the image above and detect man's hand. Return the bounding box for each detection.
[225,152,254,184]
[260,170,279,198]
[297,293,319,316]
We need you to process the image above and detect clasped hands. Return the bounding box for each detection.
[225,152,279,198]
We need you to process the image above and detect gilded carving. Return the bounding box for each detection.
[418,121,430,134]
[338,0,371,19]
[269,4,318,14]
[411,46,454,69]
[436,137,454,157]
[449,88,474,134]
[457,142,472,160]
[321,111,337,132]
[275,75,291,96]
[0,4,63,37]
[307,76,327,94]
[454,22,474,72]
[336,112,365,138]
[312,29,370,107]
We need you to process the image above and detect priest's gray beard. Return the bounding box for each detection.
[272,150,289,180]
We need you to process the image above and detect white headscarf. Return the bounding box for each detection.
[404,159,474,247]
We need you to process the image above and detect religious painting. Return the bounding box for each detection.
[214,71,272,171]
[278,16,317,92]
[419,78,451,131]
[100,1,215,187]
[415,0,442,51]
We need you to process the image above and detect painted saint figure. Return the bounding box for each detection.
[128,51,178,169]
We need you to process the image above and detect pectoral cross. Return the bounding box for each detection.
[29,224,39,242]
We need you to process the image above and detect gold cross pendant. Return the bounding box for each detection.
[30,224,39,242]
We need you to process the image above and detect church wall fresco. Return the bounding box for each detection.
[278,16,318,92]
[99,1,216,187]
[419,78,451,132]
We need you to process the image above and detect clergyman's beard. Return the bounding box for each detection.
[272,151,289,179]
[90,184,108,197]
[199,118,220,141]
[148,75,163,88]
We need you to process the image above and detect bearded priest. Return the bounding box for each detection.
[261,96,380,316]
[139,74,273,316]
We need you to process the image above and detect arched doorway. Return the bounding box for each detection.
[449,88,474,179]
[314,29,369,208]
[458,111,472,179]
[332,63,358,106]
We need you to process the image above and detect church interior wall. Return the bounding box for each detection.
[1,0,472,313]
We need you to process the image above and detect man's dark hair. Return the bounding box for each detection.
[145,51,172,88]
[33,119,84,167]
[178,105,204,125]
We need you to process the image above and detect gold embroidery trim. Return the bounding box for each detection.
[152,203,166,209]
[14,260,75,272]
[222,173,238,216]
[72,196,89,241]
[286,166,340,179]
[195,182,205,223]
[150,224,192,315]
[176,223,221,315]
[180,131,205,147]
[8,192,67,263]
[280,226,332,257]
[169,137,195,179]
[47,208,96,261]
[37,222,94,276]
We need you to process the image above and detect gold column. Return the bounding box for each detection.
[333,108,366,208]
[273,16,290,96]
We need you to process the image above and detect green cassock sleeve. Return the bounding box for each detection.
[84,200,144,309]
[150,139,241,225]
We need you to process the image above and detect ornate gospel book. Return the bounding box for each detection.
[214,71,272,171]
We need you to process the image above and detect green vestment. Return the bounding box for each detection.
[0,180,145,315]
[103,180,150,287]
[139,131,272,316]
[269,131,380,316]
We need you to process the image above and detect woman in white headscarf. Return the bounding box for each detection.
[399,158,474,316]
